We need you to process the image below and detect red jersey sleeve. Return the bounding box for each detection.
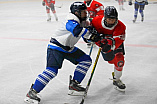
[91,15,104,33]
[44,0,55,6]
[113,20,126,49]
[93,1,104,16]
[85,0,104,18]
[51,0,55,4]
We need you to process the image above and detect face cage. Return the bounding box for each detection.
[104,17,118,28]
[77,9,89,21]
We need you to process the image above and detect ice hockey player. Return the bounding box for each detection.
[24,2,100,104]
[91,6,126,91]
[84,0,104,48]
[129,0,148,23]
[42,0,58,21]
[117,0,125,10]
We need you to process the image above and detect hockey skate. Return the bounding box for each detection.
[141,17,144,22]
[24,84,41,104]
[47,17,51,22]
[54,13,58,21]
[112,72,126,92]
[55,17,58,21]
[133,17,137,23]
[122,8,125,11]
[68,75,85,96]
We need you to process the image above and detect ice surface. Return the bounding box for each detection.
[0,0,157,104]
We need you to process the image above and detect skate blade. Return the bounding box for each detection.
[133,20,136,23]
[47,19,51,22]
[68,90,84,96]
[114,86,125,92]
[24,97,39,104]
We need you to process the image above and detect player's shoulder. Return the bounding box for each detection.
[66,13,80,23]
[91,15,103,27]
[115,20,126,31]
[117,20,126,28]
[92,15,103,21]
[92,0,103,6]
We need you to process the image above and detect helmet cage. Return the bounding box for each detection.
[104,6,118,28]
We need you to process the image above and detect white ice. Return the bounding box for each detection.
[0,0,157,104]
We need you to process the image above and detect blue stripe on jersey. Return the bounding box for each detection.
[47,44,78,53]
[66,20,83,37]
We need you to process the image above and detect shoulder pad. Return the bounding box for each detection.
[66,13,80,24]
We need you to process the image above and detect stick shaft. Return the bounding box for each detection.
[80,48,101,104]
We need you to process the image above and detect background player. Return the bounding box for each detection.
[91,6,126,91]
[24,2,100,104]
[129,0,148,23]
[84,0,104,48]
[117,0,125,10]
[42,0,58,21]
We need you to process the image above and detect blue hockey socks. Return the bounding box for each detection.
[33,67,58,93]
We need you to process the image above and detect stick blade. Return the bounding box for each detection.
[80,99,84,104]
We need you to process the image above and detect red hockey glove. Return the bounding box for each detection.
[101,44,111,53]
[95,39,107,47]
[95,39,112,47]
[95,41,101,47]
[95,39,113,53]
[101,39,113,52]
[106,39,112,46]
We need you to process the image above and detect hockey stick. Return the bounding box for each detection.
[55,3,63,8]
[80,47,101,104]
[132,2,157,4]
[89,42,94,56]
[46,3,63,9]
[80,37,115,104]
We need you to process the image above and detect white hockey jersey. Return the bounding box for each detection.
[48,13,91,53]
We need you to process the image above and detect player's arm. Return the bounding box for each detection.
[66,20,87,37]
[112,23,126,49]
[52,0,55,4]
[66,20,99,42]
[95,22,126,52]
[95,3,104,16]
[42,0,45,6]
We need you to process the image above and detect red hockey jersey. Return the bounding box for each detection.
[43,0,55,6]
[84,0,104,18]
[91,15,126,49]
